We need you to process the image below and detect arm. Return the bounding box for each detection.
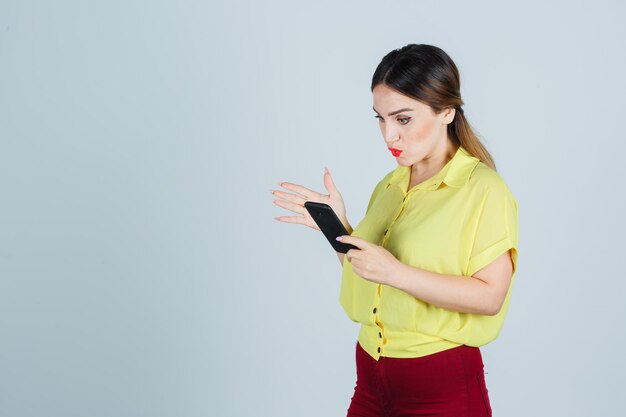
[337,234,515,316]
[389,250,514,316]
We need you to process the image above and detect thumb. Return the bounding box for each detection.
[323,167,339,195]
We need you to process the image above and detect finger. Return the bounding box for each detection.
[272,189,306,206]
[336,235,369,249]
[323,167,338,195]
[274,215,307,225]
[345,249,355,263]
[273,198,307,215]
[346,250,363,265]
[279,182,326,201]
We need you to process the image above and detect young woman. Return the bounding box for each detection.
[271,44,518,417]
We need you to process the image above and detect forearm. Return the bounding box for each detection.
[389,263,499,315]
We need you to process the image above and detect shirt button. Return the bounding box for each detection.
[379,332,382,338]
[384,229,388,235]
[378,347,381,353]
[373,307,377,314]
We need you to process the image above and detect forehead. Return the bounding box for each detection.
[372,84,430,111]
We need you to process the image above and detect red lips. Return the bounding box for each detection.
[388,147,402,157]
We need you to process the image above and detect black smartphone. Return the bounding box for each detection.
[304,201,358,254]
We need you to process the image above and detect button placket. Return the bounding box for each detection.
[373,306,383,354]
[377,190,413,358]
[382,193,409,245]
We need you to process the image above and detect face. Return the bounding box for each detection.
[372,84,455,166]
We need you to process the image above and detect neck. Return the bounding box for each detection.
[411,139,458,180]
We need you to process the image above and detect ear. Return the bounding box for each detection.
[441,107,456,125]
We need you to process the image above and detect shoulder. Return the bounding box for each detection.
[379,167,397,186]
[365,167,398,211]
[371,167,397,192]
[467,161,515,201]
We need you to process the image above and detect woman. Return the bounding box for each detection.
[271,44,518,417]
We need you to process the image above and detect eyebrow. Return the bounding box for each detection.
[372,106,414,116]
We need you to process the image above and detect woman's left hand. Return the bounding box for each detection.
[337,235,403,286]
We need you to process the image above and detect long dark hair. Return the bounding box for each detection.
[371,44,496,170]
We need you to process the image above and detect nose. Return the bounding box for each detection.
[383,127,400,147]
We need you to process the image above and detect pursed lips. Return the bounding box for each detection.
[388,147,402,157]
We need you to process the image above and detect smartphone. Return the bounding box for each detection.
[304,201,358,254]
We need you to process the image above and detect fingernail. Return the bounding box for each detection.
[336,236,343,241]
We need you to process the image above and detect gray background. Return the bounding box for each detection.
[1,0,625,416]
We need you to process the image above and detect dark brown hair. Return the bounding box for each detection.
[371,44,496,170]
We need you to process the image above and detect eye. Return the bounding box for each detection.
[373,115,410,125]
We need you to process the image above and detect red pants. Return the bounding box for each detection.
[347,341,493,417]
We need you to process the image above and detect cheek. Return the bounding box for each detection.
[409,119,438,142]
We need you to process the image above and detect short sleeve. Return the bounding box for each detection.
[466,180,519,277]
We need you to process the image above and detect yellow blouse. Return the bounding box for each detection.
[340,146,519,360]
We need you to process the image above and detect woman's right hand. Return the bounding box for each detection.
[272,167,351,233]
